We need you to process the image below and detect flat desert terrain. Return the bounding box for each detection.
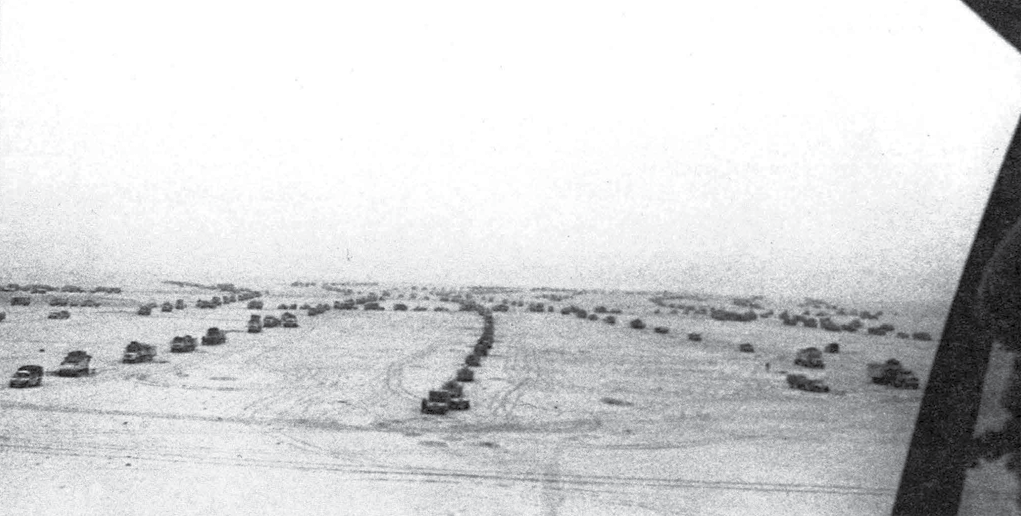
[0,285,947,515]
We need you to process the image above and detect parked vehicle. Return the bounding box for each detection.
[456,367,475,382]
[786,373,830,393]
[263,316,281,328]
[281,312,298,328]
[47,310,70,320]
[138,305,152,316]
[794,347,825,369]
[687,333,702,342]
[441,380,470,410]
[420,390,451,415]
[57,351,91,377]
[739,343,755,353]
[9,365,43,388]
[201,327,227,346]
[122,341,157,363]
[170,335,197,353]
[161,302,173,312]
[248,315,262,333]
[11,296,30,306]
[867,359,920,389]
[175,299,185,310]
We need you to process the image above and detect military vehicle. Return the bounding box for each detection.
[170,335,197,353]
[441,381,470,410]
[867,359,920,389]
[786,373,830,393]
[794,347,825,369]
[201,327,227,346]
[9,365,43,388]
[456,367,475,382]
[58,351,91,377]
[421,390,450,415]
[122,341,157,363]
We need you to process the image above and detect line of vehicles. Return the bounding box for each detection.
[8,311,301,388]
[420,308,493,415]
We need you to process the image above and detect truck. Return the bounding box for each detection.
[420,390,451,415]
[9,365,44,388]
[175,299,185,310]
[201,327,227,346]
[170,335,197,353]
[281,312,298,328]
[786,373,830,393]
[11,296,30,306]
[867,359,920,389]
[57,351,91,377]
[123,341,157,363]
[248,315,262,333]
[794,347,825,369]
[441,380,470,410]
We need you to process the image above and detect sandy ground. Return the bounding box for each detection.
[0,286,955,515]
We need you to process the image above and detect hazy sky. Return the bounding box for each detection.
[2,0,1020,301]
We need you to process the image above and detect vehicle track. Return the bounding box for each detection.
[0,435,905,499]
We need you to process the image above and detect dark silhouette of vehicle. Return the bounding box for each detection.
[58,351,91,377]
[630,318,646,329]
[202,327,227,346]
[47,310,70,320]
[421,390,451,415]
[9,365,43,388]
[441,380,470,410]
[794,347,825,368]
[248,315,262,333]
[867,359,920,389]
[739,343,755,353]
[123,341,156,363]
[687,333,702,342]
[786,373,830,393]
[171,335,197,353]
[456,367,474,382]
[281,312,298,328]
